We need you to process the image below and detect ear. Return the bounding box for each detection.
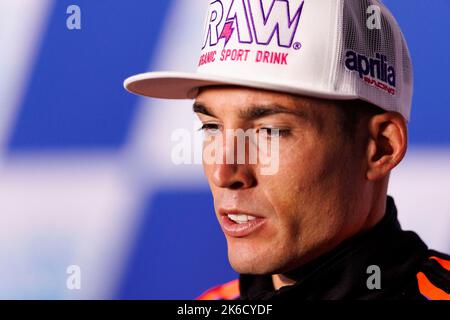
[366,112,408,181]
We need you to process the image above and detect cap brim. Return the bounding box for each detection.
[124,71,357,100]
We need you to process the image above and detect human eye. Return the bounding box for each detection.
[258,127,291,138]
[199,123,221,135]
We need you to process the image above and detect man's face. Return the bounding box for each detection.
[195,87,369,275]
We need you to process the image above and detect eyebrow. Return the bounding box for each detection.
[193,102,216,117]
[193,102,310,122]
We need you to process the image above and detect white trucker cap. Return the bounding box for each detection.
[124,0,413,120]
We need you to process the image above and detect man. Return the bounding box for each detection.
[124,0,450,300]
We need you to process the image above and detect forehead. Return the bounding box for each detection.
[194,86,341,121]
[196,86,298,106]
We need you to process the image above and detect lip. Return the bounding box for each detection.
[218,209,267,238]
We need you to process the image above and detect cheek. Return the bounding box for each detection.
[202,161,213,180]
[274,134,346,192]
[202,146,217,183]
[258,139,340,234]
[263,139,327,198]
[257,168,306,242]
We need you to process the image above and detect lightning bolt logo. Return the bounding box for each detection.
[219,21,234,46]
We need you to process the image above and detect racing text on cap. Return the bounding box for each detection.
[345,50,397,96]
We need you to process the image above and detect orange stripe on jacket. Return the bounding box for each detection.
[430,256,450,271]
[416,272,450,300]
[196,279,240,300]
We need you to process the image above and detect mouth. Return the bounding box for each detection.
[218,209,267,238]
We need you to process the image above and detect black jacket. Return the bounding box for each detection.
[198,196,450,300]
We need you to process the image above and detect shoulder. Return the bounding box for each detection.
[196,279,240,300]
[416,250,450,300]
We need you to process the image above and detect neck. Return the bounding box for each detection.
[272,188,388,291]
[272,274,296,290]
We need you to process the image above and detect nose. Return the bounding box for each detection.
[212,162,256,189]
[209,130,256,190]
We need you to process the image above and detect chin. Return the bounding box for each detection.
[229,257,271,275]
[226,238,283,275]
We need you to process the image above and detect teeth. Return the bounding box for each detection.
[227,214,257,224]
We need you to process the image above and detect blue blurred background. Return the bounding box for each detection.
[0,0,448,299]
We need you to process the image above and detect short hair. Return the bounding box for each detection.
[335,100,385,139]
